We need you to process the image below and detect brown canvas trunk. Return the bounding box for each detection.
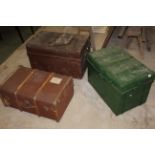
[0,66,74,122]
[26,31,91,78]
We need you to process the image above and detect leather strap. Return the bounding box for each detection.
[33,73,53,116]
[53,76,72,106]
[14,70,35,110]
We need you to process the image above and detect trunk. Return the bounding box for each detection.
[87,48,155,115]
[26,31,91,78]
[0,66,74,121]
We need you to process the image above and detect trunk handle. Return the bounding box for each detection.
[48,33,74,46]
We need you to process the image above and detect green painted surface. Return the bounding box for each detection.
[88,48,155,91]
[87,48,155,115]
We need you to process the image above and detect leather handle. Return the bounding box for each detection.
[48,33,74,46]
[22,100,36,109]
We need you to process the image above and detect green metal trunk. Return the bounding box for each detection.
[87,48,155,115]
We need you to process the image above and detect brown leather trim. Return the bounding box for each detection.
[49,76,72,120]
[33,73,54,116]
[14,70,36,110]
[53,76,72,106]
